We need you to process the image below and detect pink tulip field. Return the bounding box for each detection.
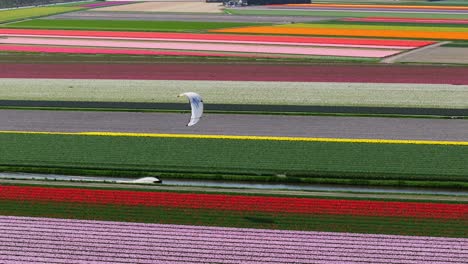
[0,29,434,59]
[0,215,466,264]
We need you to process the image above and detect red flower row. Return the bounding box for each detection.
[0,186,466,220]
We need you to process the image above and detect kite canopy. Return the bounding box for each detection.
[178,92,204,126]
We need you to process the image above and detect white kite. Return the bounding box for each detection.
[178,92,204,126]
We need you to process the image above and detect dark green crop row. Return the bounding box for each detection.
[0,133,467,187]
[0,200,465,237]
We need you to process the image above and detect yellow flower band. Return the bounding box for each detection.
[0,130,467,146]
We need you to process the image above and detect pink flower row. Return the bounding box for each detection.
[0,216,466,264]
[0,44,261,58]
[0,36,401,58]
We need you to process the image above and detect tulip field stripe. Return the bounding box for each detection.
[2,230,466,255]
[0,35,414,50]
[2,79,467,110]
[1,133,467,183]
[0,29,435,47]
[1,186,466,220]
[211,25,468,41]
[1,215,467,243]
[2,63,466,84]
[0,216,465,264]
[1,215,465,244]
[0,37,402,58]
[0,130,466,146]
[342,17,468,24]
[0,45,266,58]
[1,200,466,237]
[284,3,468,11]
[2,228,466,255]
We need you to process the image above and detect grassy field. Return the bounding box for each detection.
[3,19,265,32]
[225,9,468,19]
[444,41,468,47]
[1,79,466,109]
[322,20,468,28]
[0,7,83,24]
[0,133,467,188]
[0,200,465,237]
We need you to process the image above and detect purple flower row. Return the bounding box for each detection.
[0,216,466,264]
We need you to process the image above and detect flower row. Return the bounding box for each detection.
[0,216,466,264]
[0,186,465,219]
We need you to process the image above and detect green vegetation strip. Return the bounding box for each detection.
[4,102,466,118]
[2,79,466,109]
[226,9,468,19]
[443,41,468,47]
[324,20,468,28]
[0,7,83,24]
[0,200,465,237]
[0,133,467,188]
[281,23,468,32]
[3,19,265,32]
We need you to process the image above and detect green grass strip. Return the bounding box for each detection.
[323,20,468,28]
[443,41,468,47]
[3,19,266,32]
[0,200,465,237]
[0,133,467,185]
[0,7,83,24]
[281,23,468,32]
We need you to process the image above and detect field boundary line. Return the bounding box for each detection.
[1,130,467,146]
[381,41,450,64]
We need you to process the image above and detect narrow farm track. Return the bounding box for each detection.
[1,179,466,202]
[0,216,466,264]
[1,110,467,141]
[1,63,468,84]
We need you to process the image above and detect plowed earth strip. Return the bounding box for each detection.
[1,63,467,84]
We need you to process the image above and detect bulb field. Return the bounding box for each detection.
[0,1,467,263]
[0,185,466,238]
[0,132,467,188]
[1,215,465,264]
